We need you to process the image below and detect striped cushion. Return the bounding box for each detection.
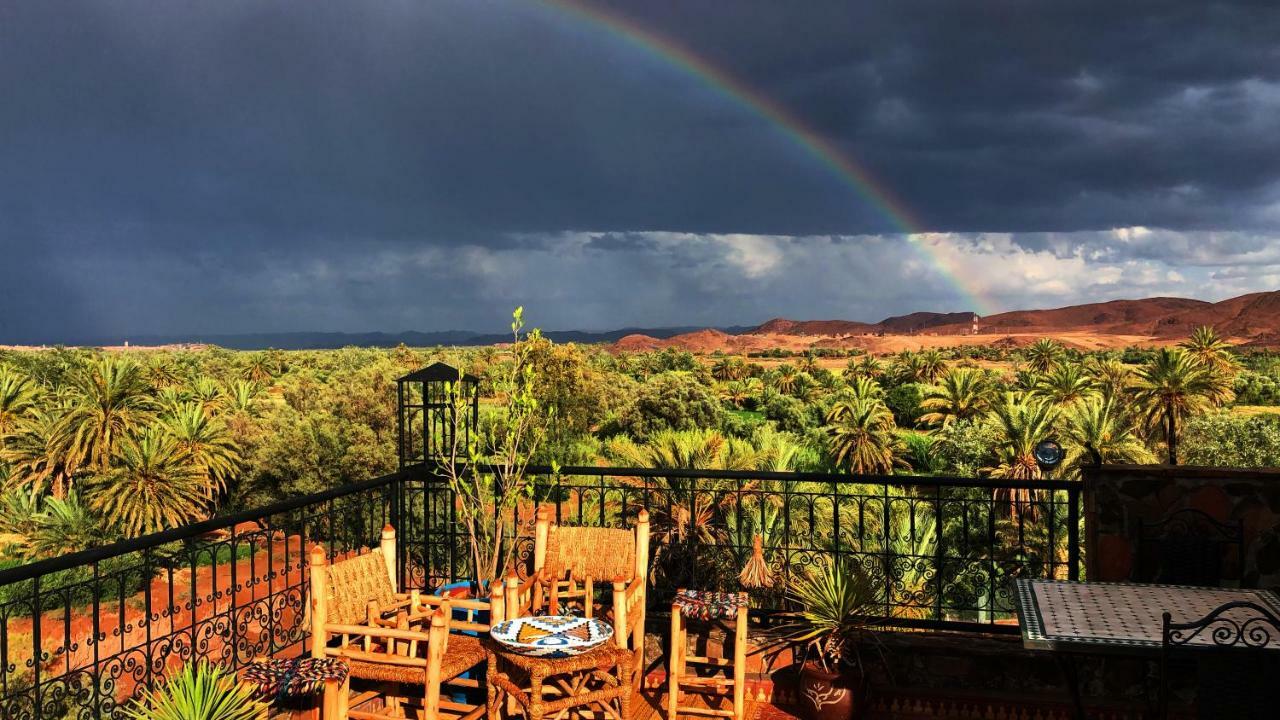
[674,589,748,620]
[241,657,349,702]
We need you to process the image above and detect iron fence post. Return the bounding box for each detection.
[1068,483,1081,581]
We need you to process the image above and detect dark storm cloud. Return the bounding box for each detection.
[1,1,1278,341]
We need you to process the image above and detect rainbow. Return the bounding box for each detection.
[539,0,997,316]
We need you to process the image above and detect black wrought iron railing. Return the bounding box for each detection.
[1,464,1081,719]
[402,465,1082,633]
[0,470,405,720]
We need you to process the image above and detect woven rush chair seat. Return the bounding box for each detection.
[242,657,350,702]
[674,590,748,621]
[344,634,486,685]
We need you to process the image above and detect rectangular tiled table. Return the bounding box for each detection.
[1015,579,1280,655]
[1015,580,1280,720]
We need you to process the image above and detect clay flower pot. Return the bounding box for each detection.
[798,661,860,720]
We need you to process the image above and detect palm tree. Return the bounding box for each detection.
[985,393,1059,514]
[1,408,78,498]
[900,431,945,474]
[604,429,761,553]
[824,395,904,475]
[798,350,820,374]
[896,350,947,384]
[189,377,226,414]
[1061,397,1155,473]
[916,350,947,384]
[843,376,884,402]
[1086,358,1132,403]
[1024,339,1064,374]
[1179,326,1237,373]
[221,380,263,417]
[243,352,280,384]
[1033,363,1097,406]
[711,357,747,382]
[719,379,757,409]
[0,366,39,435]
[770,364,801,395]
[145,358,183,389]
[918,368,992,427]
[58,357,152,472]
[88,428,207,536]
[161,402,242,499]
[1133,348,1232,464]
[844,355,883,381]
[27,492,105,558]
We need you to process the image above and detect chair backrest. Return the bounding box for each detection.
[1161,600,1280,718]
[323,549,397,626]
[1137,508,1244,587]
[534,507,649,584]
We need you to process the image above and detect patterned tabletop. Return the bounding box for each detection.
[1015,579,1280,655]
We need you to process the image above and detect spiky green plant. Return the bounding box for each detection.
[126,662,266,720]
[781,558,880,672]
[1024,338,1064,374]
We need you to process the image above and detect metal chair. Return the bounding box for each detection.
[1160,600,1280,719]
[1137,509,1244,587]
[505,506,650,690]
[309,525,506,720]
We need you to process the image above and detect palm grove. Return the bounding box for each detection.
[1,325,1278,565]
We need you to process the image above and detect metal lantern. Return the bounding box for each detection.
[396,362,479,469]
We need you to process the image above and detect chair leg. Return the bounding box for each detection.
[667,609,684,720]
[733,608,747,720]
[424,676,442,720]
[337,676,350,720]
[321,678,337,720]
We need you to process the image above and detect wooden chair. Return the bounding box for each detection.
[309,525,506,720]
[505,507,650,688]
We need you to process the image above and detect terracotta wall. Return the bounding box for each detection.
[1082,463,1280,590]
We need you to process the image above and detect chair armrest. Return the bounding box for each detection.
[324,623,434,644]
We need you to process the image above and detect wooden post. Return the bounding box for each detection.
[425,609,447,720]
[733,605,747,720]
[635,510,650,689]
[490,581,506,624]
[505,573,522,617]
[534,506,551,575]
[380,524,397,590]
[635,510,650,585]
[309,545,329,660]
[667,607,682,720]
[612,578,628,650]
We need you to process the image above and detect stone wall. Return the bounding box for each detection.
[1082,463,1280,590]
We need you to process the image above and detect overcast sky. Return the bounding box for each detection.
[3,1,1279,342]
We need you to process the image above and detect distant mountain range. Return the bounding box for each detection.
[612,290,1280,353]
[29,290,1280,351]
[72,326,757,350]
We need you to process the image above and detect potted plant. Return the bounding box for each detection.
[440,307,556,593]
[781,558,881,720]
[126,661,266,720]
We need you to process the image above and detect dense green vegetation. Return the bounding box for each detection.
[1,324,1277,566]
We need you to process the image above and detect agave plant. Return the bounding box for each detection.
[781,557,881,673]
[126,661,266,720]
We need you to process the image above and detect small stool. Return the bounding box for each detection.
[241,657,350,720]
[668,590,749,720]
[484,640,635,720]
